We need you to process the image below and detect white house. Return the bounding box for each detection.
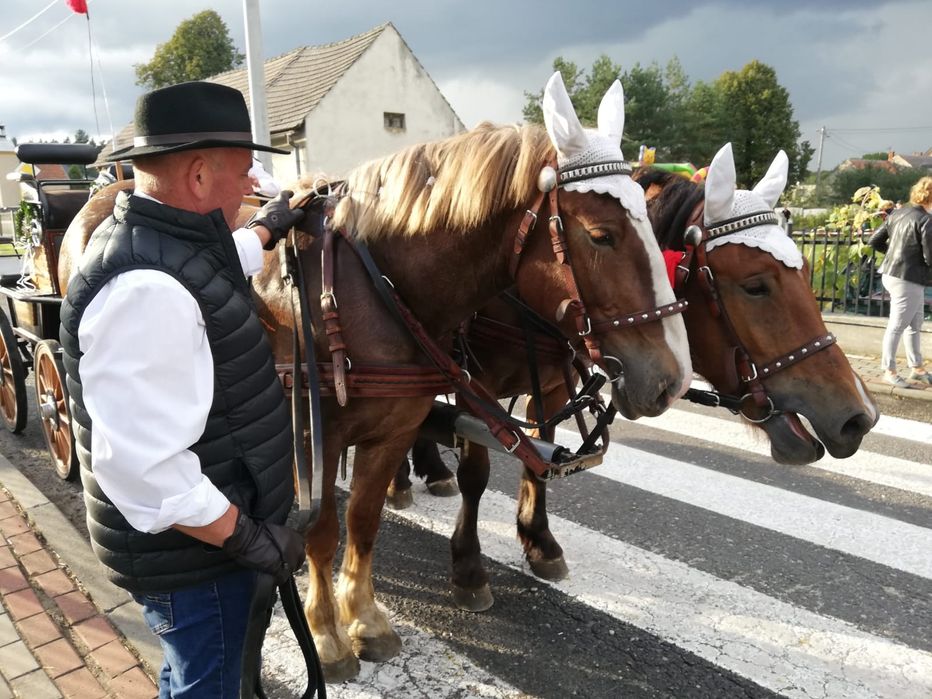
[209,22,464,182]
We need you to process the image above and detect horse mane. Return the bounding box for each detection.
[632,167,705,252]
[310,123,554,240]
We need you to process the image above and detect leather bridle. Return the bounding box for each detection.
[510,159,688,386]
[676,201,836,422]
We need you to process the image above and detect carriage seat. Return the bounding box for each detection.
[15,143,100,166]
[40,189,93,230]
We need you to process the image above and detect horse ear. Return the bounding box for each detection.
[704,142,737,225]
[542,71,589,160]
[597,80,625,145]
[752,150,789,208]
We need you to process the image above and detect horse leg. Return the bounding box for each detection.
[517,388,569,580]
[336,437,411,662]
[385,454,414,510]
[413,437,458,497]
[450,442,494,611]
[304,440,360,682]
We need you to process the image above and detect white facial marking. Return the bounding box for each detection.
[630,214,692,393]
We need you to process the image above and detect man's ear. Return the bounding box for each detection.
[188,153,213,203]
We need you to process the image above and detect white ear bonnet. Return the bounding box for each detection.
[541,72,647,220]
[702,143,802,268]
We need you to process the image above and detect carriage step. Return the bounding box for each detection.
[419,401,602,480]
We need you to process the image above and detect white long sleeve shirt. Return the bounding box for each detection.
[78,195,266,534]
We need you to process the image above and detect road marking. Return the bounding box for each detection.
[614,405,932,497]
[564,427,932,579]
[384,478,932,699]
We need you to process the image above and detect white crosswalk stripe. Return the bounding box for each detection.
[262,406,932,699]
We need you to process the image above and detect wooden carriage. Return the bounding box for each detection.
[0,143,100,480]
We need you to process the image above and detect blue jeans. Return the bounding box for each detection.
[132,568,257,698]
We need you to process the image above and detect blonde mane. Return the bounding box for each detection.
[299,123,554,240]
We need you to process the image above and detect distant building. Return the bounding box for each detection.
[836,158,900,175]
[211,22,464,182]
[887,150,932,172]
[99,23,464,184]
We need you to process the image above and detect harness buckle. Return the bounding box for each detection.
[504,428,522,454]
[320,290,338,310]
[700,265,714,285]
[578,316,592,337]
[522,209,539,230]
[549,215,564,235]
[741,363,759,383]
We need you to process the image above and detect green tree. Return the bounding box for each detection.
[831,165,923,205]
[522,56,610,126]
[714,60,807,186]
[680,80,727,167]
[134,10,244,89]
[73,129,90,144]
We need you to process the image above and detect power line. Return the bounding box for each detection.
[20,13,76,51]
[0,0,58,44]
[830,126,932,133]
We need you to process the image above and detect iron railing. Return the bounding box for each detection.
[791,228,932,320]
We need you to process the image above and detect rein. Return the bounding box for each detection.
[676,201,836,422]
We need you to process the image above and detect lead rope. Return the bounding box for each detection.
[241,230,327,699]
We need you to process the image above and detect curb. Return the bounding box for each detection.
[0,454,161,681]
[862,378,932,402]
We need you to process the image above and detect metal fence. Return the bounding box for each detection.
[791,228,932,320]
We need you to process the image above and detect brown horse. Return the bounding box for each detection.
[391,143,880,611]
[60,73,693,681]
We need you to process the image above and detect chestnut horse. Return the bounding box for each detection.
[391,143,880,611]
[60,73,693,681]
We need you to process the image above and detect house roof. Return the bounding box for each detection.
[837,158,900,174]
[893,153,932,169]
[209,22,391,136]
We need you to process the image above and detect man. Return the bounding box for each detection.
[60,81,306,697]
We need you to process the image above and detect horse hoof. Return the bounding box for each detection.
[353,630,402,662]
[385,488,414,510]
[529,555,569,581]
[452,583,494,612]
[426,477,459,497]
[322,654,360,683]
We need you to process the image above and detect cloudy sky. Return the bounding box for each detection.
[1,0,930,170]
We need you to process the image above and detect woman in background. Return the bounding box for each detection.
[868,177,932,386]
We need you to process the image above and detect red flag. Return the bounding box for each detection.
[66,0,88,14]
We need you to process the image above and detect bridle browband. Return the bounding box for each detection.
[676,202,835,422]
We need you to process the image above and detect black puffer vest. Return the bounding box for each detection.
[60,192,294,593]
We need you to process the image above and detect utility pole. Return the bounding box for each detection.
[814,125,826,204]
[242,0,271,172]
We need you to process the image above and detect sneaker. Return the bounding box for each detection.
[908,370,932,385]
[883,373,909,388]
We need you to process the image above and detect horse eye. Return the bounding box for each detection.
[588,229,613,246]
[742,280,770,297]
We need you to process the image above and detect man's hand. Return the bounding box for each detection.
[245,190,305,250]
[222,512,305,584]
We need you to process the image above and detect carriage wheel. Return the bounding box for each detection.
[34,340,78,481]
[0,313,27,434]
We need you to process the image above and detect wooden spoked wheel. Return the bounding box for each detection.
[34,340,78,480]
[0,313,27,434]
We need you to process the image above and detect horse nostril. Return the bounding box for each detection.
[840,413,873,441]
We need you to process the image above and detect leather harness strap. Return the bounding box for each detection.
[320,227,348,406]
[341,231,553,476]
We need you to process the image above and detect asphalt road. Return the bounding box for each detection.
[0,375,928,698]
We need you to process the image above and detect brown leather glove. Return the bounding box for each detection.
[245,190,305,250]
[222,512,305,584]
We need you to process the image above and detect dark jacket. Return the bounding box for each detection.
[60,192,294,593]
[868,205,932,285]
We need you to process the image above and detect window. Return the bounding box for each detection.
[384,112,406,132]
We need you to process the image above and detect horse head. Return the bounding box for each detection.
[677,143,878,463]
[515,72,691,419]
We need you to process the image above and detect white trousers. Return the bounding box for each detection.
[880,274,926,371]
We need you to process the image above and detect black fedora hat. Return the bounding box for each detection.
[106,81,287,161]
